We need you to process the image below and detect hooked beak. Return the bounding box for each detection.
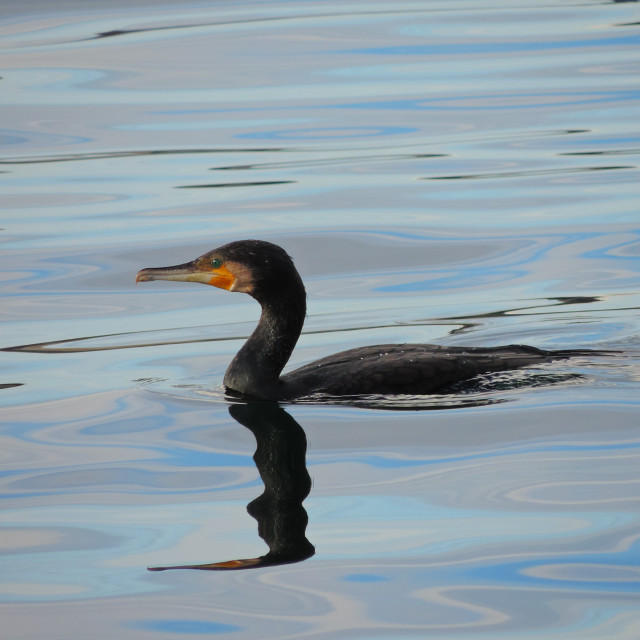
[135,260,235,290]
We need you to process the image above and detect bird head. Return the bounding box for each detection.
[135,239,302,300]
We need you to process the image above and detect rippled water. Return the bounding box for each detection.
[2,1,640,638]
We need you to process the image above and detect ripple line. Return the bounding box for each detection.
[424,165,635,181]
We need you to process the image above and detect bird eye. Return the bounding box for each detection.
[211,258,223,269]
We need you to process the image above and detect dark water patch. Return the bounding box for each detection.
[560,149,640,156]
[176,180,295,189]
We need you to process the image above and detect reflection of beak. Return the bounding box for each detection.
[135,261,234,289]
[148,557,263,572]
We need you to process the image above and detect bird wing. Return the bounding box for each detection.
[282,343,561,396]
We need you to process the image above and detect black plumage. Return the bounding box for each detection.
[136,239,592,401]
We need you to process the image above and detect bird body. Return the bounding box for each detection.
[136,240,588,401]
[279,343,573,398]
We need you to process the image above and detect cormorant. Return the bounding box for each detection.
[136,239,591,400]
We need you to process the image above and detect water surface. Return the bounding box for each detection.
[2,1,640,638]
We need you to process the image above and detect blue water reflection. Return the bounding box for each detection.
[237,126,418,140]
[325,91,640,109]
[129,619,242,634]
[348,34,640,56]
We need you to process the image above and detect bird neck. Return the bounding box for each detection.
[223,290,306,399]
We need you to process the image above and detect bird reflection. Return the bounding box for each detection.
[149,402,314,571]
